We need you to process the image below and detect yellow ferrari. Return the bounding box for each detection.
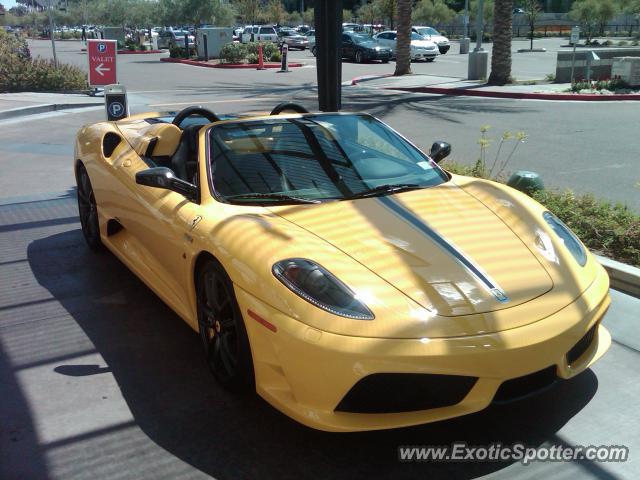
[74,103,611,432]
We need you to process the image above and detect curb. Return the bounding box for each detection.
[117,49,164,54]
[160,58,304,69]
[0,102,102,121]
[596,255,640,298]
[350,74,640,101]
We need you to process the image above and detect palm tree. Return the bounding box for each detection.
[487,0,513,85]
[394,0,412,75]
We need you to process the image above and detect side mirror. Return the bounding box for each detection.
[136,167,198,203]
[429,141,451,163]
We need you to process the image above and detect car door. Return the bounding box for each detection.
[107,128,203,321]
[342,34,354,59]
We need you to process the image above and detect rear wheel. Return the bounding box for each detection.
[311,46,316,56]
[76,163,102,251]
[355,50,363,63]
[196,259,254,392]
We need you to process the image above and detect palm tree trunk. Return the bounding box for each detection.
[487,0,513,85]
[394,0,411,76]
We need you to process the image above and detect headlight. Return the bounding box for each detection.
[272,259,374,320]
[543,212,587,266]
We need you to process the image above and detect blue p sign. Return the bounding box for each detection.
[108,102,124,118]
[97,43,107,53]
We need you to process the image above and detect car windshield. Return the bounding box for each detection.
[417,27,440,36]
[351,34,374,44]
[174,31,189,36]
[411,32,425,40]
[208,114,448,204]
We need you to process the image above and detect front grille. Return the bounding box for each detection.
[567,323,598,365]
[335,373,477,414]
[493,366,558,404]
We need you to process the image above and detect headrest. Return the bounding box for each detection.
[137,123,183,157]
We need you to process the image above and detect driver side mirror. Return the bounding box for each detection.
[136,167,198,203]
[429,141,451,163]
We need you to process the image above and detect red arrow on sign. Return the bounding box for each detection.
[87,39,118,86]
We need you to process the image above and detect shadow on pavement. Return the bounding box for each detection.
[20,226,602,480]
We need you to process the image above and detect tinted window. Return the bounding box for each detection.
[260,27,276,34]
[209,114,448,204]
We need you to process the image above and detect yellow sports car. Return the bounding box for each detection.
[74,103,611,432]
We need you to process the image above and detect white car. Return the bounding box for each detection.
[373,30,439,62]
[240,25,278,43]
[412,26,450,54]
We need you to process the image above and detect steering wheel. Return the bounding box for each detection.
[171,106,221,127]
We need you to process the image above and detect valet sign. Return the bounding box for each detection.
[87,39,118,87]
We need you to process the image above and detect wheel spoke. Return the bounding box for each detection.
[219,334,236,373]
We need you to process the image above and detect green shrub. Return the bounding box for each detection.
[220,42,247,63]
[618,40,628,46]
[1,29,87,92]
[443,160,640,266]
[270,50,282,62]
[246,52,259,64]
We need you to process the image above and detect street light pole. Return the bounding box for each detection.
[467,0,488,79]
[474,0,484,52]
[46,0,58,68]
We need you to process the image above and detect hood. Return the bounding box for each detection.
[269,183,553,318]
[412,40,438,49]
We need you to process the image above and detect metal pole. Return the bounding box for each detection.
[46,0,58,68]
[474,0,484,51]
[316,0,343,111]
[463,0,469,38]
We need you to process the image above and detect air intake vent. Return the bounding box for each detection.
[103,132,122,158]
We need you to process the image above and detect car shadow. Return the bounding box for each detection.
[26,228,599,480]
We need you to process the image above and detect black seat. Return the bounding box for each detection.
[171,124,202,183]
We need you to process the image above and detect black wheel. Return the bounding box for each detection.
[76,163,103,251]
[311,46,316,56]
[427,58,435,62]
[382,59,389,63]
[355,50,363,63]
[196,259,254,392]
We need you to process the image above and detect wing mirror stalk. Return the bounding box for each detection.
[136,167,199,203]
[429,141,451,163]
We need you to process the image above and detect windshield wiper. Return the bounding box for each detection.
[345,183,423,200]
[227,193,321,204]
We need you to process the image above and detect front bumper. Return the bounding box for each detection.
[412,50,438,60]
[364,50,391,61]
[235,264,611,432]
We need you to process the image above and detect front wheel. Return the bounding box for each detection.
[355,50,363,63]
[427,58,435,62]
[196,259,254,392]
[76,163,103,251]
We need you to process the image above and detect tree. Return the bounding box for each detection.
[412,0,456,26]
[234,0,261,24]
[9,5,28,17]
[596,0,617,35]
[394,0,411,75]
[470,0,494,24]
[302,7,314,25]
[623,0,640,35]
[266,0,286,24]
[286,10,303,25]
[523,0,541,50]
[343,8,354,23]
[372,0,397,29]
[569,0,600,43]
[487,0,513,85]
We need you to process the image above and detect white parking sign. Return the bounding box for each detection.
[571,26,580,45]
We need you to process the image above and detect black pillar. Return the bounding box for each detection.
[316,0,343,112]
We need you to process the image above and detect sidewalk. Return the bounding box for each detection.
[0,92,103,120]
[350,73,640,101]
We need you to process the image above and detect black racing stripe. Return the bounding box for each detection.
[377,195,498,291]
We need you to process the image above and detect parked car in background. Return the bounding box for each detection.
[278,30,309,50]
[240,25,278,43]
[157,29,195,50]
[342,22,362,32]
[307,29,316,54]
[374,30,439,62]
[411,26,450,54]
[295,24,311,34]
[341,32,392,63]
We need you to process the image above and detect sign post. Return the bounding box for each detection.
[87,39,118,90]
[104,84,129,121]
[570,26,580,83]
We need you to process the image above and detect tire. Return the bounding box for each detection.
[76,163,103,251]
[311,46,316,56]
[355,50,363,63]
[382,59,389,63]
[427,58,435,62]
[196,258,254,392]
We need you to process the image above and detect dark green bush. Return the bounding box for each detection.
[1,29,87,92]
[220,42,247,63]
[246,52,259,64]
